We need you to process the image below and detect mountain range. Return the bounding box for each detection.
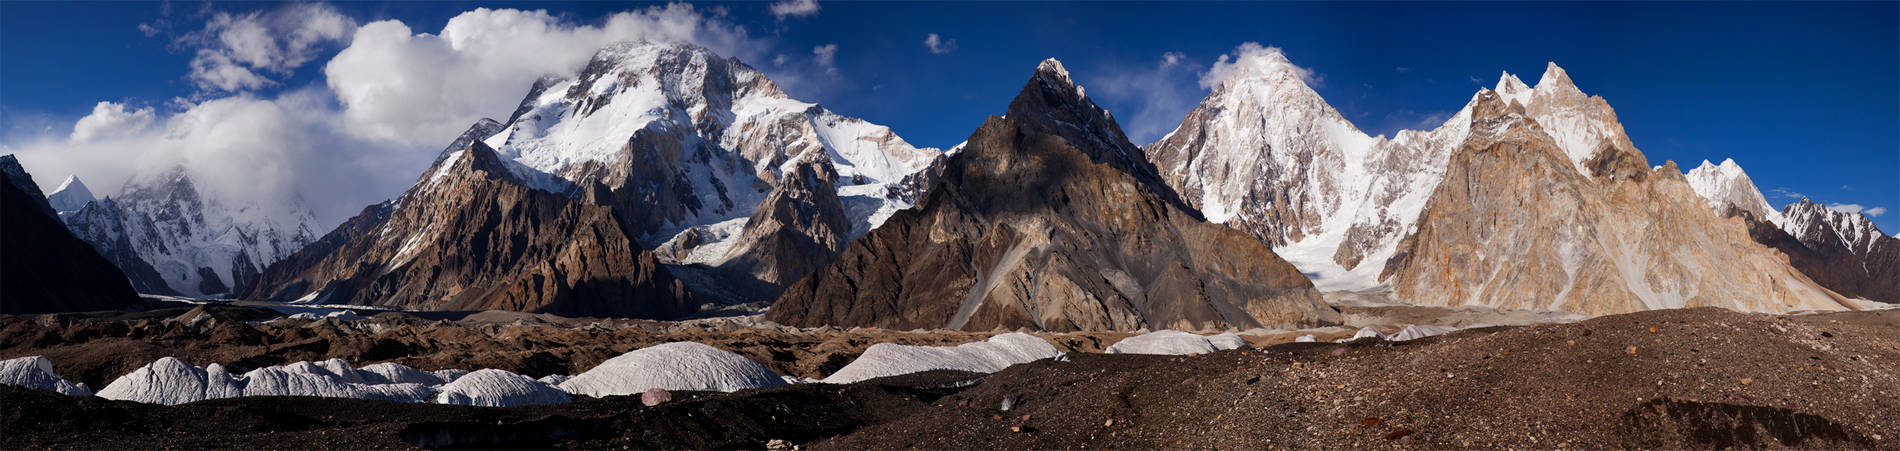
[14,41,1892,324]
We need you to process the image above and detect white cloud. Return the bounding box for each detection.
[69,102,156,144]
[812,43,838,76]
[1395,66,1412,73]
[1828,203,1886,217]
[10,89,417,230]
[14,2,803,232]
[769,0,820,20]
[924,33,956,54]
[1769,187,1804,199]
[1199,42,1319,90]
[324,4,768,147]
[1090,51,1202,144]
[182,3,358,93]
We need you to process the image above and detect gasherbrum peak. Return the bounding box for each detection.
[768,59,1337,331]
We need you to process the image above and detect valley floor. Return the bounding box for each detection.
[2,306,1896,449]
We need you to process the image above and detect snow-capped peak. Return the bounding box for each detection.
[1489,62,1628,177]
[1494,71,1532,105]
[1538,62,1573,88]
[1782,198,1888,255]
[46,175,96,213]
[1684,158,1782,224]
[1036,58,1071,81]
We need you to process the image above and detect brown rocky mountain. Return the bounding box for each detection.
[1,155,144,314]
[1379,92,1854,315]
[767,60,1337,332]
[243,140,697,318]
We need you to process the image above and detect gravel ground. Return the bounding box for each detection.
[2,307,1894,449]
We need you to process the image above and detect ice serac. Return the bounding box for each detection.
[1379,91,1854,315]
[766,59,1337,332]
[0,155,144,314]
[557,342,785,397]
[823,333,1060,383]
[244,139,698,318]
[55,167,318,297]
[0,356,91,396]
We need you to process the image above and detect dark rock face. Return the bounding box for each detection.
[1756,200,1900,303]
[245,142,697,319]
[768,61,1336,332]
[711,154,851,300]
[0,155,143,314]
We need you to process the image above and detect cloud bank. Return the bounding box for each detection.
[6,2,795,230]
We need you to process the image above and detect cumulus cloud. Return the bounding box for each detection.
[924,33,956,54]
[182,3,357,93]
[324,4,768,146]
[69,102,156,144]
[1090,51,1202,144]
[769,0,820,20]
[1199,42,1319,90]
[1828,203,1886,217]
[13,2,803,231]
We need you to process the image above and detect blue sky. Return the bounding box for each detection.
[1,1,1894,232]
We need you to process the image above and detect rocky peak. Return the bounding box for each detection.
[1539,62,1574,87]
[1494,71,1533,106]
[1783,198,1887,253]
[1,155,57,220]
[46,175,96,213]
[419,119,505,183]
[1006,59,1180,210]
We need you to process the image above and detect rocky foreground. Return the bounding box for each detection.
[1,306,1894,449]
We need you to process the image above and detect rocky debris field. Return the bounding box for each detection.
[0,305,1133,390]
[2,307,1895,449]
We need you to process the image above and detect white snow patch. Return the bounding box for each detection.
[557,342,785,397]
[823,333,1060,384]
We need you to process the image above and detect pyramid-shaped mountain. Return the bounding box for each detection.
[767,60,1338,331]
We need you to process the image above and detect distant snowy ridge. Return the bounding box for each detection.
[54,170,318,297]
